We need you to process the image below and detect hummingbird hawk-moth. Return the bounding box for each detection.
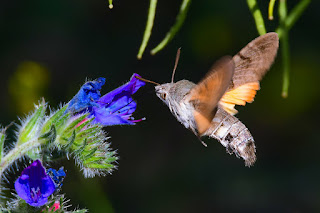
[138,32,279,167]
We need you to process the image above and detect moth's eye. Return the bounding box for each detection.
[161,93,167,100]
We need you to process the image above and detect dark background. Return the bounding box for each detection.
[1,0,320,212]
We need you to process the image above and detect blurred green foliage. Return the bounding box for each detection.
[9,61,49,114]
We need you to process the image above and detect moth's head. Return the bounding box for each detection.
[133,75,172,105]
[155,83,174,104]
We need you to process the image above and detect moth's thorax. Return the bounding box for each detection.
[155,80,197,131]
[168,80,195,102]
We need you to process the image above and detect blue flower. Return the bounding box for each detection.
[14,160,55,207]
[67,73,145,126]
[47,167,66,189]
[66,77,106,113]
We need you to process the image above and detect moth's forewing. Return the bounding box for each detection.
[230,32,279,90]
[220,32,279,115]
[188,56,235,135]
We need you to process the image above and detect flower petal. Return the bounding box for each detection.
[28,161,48,188]
[90,73,145,126]
[105,96,137,114]
[98,73,145,106]
[40,176,56,198]
[14,175,32,203]
[66,77,106,113]
[92,107,136,126]
[29,196,48,207]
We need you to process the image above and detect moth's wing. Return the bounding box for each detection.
[188,56,235,135]
[220,32,279,115]
[220,82,260,114]
[232,32,279,88]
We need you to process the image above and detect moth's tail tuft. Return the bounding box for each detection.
[239,139,256,167]
[204,107,257,167]
[226,137,256,167]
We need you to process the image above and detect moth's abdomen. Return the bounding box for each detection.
[203,107,256,167]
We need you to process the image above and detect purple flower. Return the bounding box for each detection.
[14,160,55,207]
[67,73,146,126]
[91,73,145,125]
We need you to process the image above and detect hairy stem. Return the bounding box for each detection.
[0,138,40,177]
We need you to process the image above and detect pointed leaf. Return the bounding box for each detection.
[62,114,88,137]
[0,128,6,161]
[62,130,76,150]
[18,101,46,145]
[39,125,57,146]
[41,104,68,134]
[86,163,115,169]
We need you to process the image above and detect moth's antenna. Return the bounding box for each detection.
[171,48,181,83]
[135,76,160,85]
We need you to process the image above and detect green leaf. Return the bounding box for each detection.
[74,118,93,132]
[81,147,98,160]
[86,163,115,170]
[41,104,68,134]
[104,155,118,164]
[75,127,101,141]
[17,100,46,145]
[73,139,87,155]
[0,128,6,161]
[62,114,88,137]
[62,130,76,150]
[72,210,88,213]
[39,125,57,146]
[83,156,105,164]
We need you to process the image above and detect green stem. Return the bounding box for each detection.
[246,0,267,35]
[281,32,290,98]
[0,138,40,177]
[150,0,192,55]
[276,0,311,38]
[278,0,290,98]
[285,0,311,29]
[108,0,113,9]
[268,0,276,20]
[137,0,158,59]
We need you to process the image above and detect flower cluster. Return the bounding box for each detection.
[67,73,145,126]
[0,73,145,211]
